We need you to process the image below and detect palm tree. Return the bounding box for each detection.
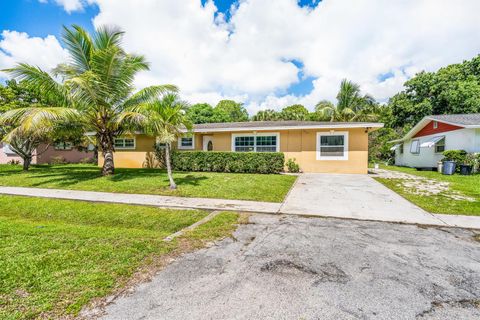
[121,93,192,189]
[2,25,175,175]
[252,109,280,121]
[315,79,378,122]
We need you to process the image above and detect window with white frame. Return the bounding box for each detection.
[410,140,420,154]
[114,138,135,149]
[232,133,279,152]
[54,142,73,150]
[399,143,404,154]
[435,137,445,153]
[316,132,348,160]
[433,121,438,129]
[178,136,194,149]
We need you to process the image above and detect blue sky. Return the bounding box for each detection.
[0,0,317,97]
[0,1,98,38]
[1,1,479,113]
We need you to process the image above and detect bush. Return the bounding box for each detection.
[49,156,67,165]
[172,151,284,174]
[79,157,95,164]
[285,158,300,173]
[7,159,20,165]
[442,150,467,164]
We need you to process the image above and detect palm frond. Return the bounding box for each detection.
[62,25,93,73]
[122,85,178,109]
[93,25,125,50]
[2,63,70,107]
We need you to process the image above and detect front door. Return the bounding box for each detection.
[203,135,213,151]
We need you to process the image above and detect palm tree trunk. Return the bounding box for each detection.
[165,143,176,189]
[102,149,115,176]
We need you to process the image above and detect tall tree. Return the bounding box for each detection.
[186,103,215,124]
[120,93,192,189]
[280,104,309,120]
[214,100,249,122]
[2,25,175,175]
[315,79,378,122]
[390,55,480,128]
[251,109,280,121]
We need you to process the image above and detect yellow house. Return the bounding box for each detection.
[99,121,383,174]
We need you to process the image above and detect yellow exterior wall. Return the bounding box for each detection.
[99,129,370,174]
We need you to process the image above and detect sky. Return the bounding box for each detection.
[1,0,480,115]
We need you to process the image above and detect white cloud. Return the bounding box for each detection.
[0,31,69,78]
[6,0,480,115]
[38,0,95,13]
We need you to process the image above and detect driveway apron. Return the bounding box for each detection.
[280,173,445,225]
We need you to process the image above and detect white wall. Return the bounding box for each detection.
[394,128,477,168]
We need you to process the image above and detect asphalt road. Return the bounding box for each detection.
[100,214,480,320]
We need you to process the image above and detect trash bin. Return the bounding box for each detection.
[460,164,473,175]
[437,161,443,173]
[442,161,456,175]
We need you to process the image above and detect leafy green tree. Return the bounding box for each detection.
[120,93,192,189]
[2,25,175,175]
[251,109,281,121]
[185,103,215,124]
[390,55,480,127]
[213,100,249,122]
[0,80,44,113]
[315,79,378,122]
[280,104,309,120]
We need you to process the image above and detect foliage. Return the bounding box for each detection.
[442,150,467,163]
[6,159,20,165]
[280,104,309,120]
[120,93,192,189]
[185,100,248,123]
[0,164,296,202]
[185,103,215,124]
[390,55,480,128]
[153,143,168,168]
[214,100,249,122]
[49,156,68,165]
[251,109,281,121]
[285,158,300,173]
[368,106,401,162]
[79,157,95,164]
[2,24,175,176]
[0,79,45,113]
[172,151,285,174]
[315,79,378,122]
[463,153,478,167]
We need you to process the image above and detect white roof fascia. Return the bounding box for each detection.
[182,123,384,133]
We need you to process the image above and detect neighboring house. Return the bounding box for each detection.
[391,114,480,169]
[0,142,95,165]
[98,121,383,174]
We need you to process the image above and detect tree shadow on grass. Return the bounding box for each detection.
[0,165,211,191]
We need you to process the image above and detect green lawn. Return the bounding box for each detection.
[0,195,239,319]
[0,164,297,202]
[374,165,480,216]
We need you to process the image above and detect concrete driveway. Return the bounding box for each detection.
[280,173,445,225]
[99,215,480,320]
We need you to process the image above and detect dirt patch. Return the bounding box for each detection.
[373,169,475,201]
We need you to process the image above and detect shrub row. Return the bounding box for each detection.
[171,151,285,174]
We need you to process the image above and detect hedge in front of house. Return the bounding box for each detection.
[171,151,284,174]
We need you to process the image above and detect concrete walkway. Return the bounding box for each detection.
[0,186,281,213]
[0,183,479,229]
